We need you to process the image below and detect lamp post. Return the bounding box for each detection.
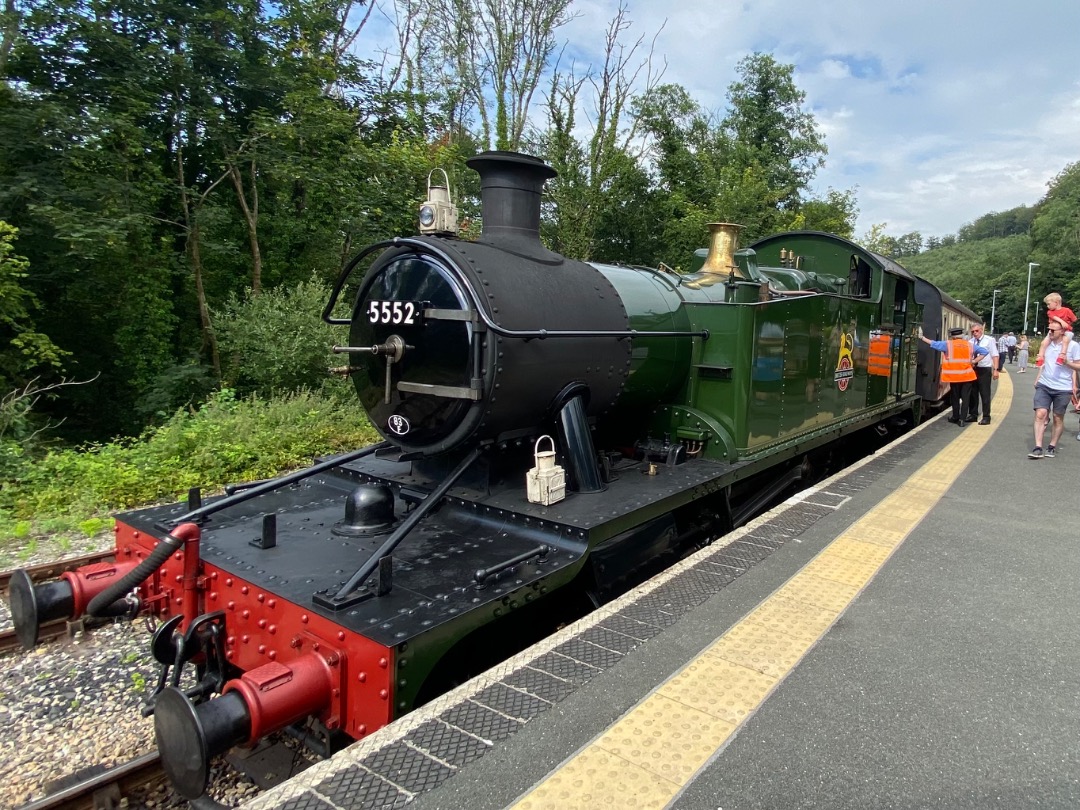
[1024,262,1040,333]
[990,289,1000,334]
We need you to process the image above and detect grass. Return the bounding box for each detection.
[0,387,380,552]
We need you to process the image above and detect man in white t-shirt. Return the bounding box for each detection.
[967,324,999,424]
[1028,322,1080,459]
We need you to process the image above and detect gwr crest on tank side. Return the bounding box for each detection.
[835,332,855,391]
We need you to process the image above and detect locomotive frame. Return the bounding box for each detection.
[9,151,979,802]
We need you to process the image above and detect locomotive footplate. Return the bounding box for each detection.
[116,451,751,649]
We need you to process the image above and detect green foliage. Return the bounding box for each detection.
[722,53,827,210]
[903,234,1033,331]
[906,162,1080,336]
[0,388,379,542]
[0,222,68,388]
[213,276,341,395]
[1030,162,1080,306]
[957,206,1035,243]
[629,59,836,267]
[861,223,923,259]
[794,189,858,239]
[133,357,219,424]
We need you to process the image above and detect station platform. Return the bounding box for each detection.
[241,367,1080,810]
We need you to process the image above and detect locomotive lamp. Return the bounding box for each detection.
[527,435,566,506]
[418,168,459,235]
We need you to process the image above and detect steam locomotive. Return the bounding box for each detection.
[9,151,976,801]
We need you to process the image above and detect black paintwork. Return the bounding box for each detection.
[118,452,743,649]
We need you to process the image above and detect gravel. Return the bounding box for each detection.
[0,533,309,809]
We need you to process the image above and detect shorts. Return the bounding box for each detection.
[1033,384,1072,415]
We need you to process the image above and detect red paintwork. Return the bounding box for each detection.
[61,560,141,616]
[112,520,395,740]
[225,653,335,744]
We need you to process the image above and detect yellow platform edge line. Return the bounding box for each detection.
[510,373,1011,810]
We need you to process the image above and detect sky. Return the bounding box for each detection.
[366,0,1080,241]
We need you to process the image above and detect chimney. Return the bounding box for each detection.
[465,151,558,259]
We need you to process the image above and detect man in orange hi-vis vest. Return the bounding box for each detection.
[919,327,988,424]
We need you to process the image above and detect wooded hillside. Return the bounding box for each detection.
[0,0,857,449]
[902,161,1080,335]
[1,0,1077,456]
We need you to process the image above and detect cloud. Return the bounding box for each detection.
[557,0,1080,238]
[361,0,1080,240]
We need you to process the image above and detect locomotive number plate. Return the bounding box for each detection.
[367,300,422,326]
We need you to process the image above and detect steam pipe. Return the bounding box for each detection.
[9,560,141,649]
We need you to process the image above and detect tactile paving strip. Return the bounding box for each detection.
[580,624,643,655]
[503,666,580,703]
[510,378,1011,810]
[471,682,552,722]
[528,650,602,684]
[358,742,453,794]
[439,700,522,743]
[313,765,408,809]
[274,793,338,810]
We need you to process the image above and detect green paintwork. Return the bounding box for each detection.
[595,232,923,463]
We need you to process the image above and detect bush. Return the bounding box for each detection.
[213,277,344,396]
[0,387,379,543]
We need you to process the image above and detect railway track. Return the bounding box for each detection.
[0,550,115,654]
[19,751,165,810]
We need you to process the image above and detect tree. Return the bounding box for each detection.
[0,222,67,388]
[1029,161,1080,305]
[789,189,858,238]
[861,223,898,257]
[413,0,576,150]
[538,2,664,262]
[722,53,827,211]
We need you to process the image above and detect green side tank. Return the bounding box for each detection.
[593,227,922,462]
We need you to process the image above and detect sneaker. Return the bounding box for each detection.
[1046,446,1057,458]
[1028,447,1044,459]
[1076,432,1080,441]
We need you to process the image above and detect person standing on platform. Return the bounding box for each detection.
[997,333,1008,371]
[920,327,984,424]
[1028,321,1080,459]
[1017,334,1030,372]
[1007,332,1017,364]
[1035,292,1076,367]
[967,323,999,424]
